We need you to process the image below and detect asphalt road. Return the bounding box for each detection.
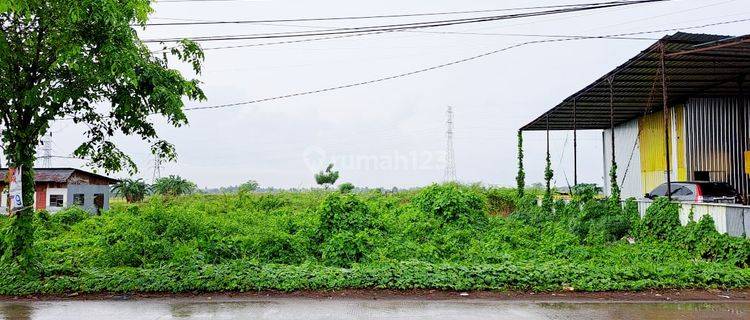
[0,298,748,320]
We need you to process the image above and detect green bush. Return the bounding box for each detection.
[680,215,750,267]
[485,188,517,216]
[634,197,680,240]
[50,207,90,226]
[317,193,376,241]
[571,183,602,202]
[413,183,486,225]
[321,230,376,267]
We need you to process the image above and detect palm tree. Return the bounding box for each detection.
[112,178,150,203]
[152,175,197,196]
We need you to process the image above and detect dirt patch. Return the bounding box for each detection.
[2,288,749,302]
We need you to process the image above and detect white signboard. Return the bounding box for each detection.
[8,167,22,210]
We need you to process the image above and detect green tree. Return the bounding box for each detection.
[338,182,355,193]
[152,175,196,197]
[314,163,339,189]
[112,178,150,203]
[238,180,259,193]
[0,1,204,260]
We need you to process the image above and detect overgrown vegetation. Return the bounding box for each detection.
[0,184,748,295]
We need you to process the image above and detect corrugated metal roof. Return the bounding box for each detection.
[522,32,750,131]
[0,168,119,184]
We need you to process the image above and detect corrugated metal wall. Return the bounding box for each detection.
[684,98,750,198]
[603,118,642,198]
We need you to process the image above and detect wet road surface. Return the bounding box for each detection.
[0,298,747,320]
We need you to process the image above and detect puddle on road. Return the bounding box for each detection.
[0,299,747,320]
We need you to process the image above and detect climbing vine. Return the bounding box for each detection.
[542,146,554,214]
[609,161,621,204]
[516,130,525,198]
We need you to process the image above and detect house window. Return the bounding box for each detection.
[73,194,85,206]
[49,194,64,207]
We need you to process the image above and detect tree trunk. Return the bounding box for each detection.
[4,136,37,264]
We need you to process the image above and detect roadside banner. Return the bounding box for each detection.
[8,167,22,211]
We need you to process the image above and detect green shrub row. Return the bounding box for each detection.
[0,183,748,294]
[1,260,748,295]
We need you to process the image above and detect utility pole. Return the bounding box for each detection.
[444,106,457,182]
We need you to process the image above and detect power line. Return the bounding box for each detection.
[583,0,739,31]
[192,31,656,52]
[55,16,750,123]
[144,1,654,26]
[168,30,394,52]
[182,17,750,112]
[148,20,659,54]
[141,1,667,43]
[147,15,658,53]
[184,40,554,111]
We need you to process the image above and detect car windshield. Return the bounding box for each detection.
[699,183,737,196]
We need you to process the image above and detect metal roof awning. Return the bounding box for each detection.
[522,32,750,131]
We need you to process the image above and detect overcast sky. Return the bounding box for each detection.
[38,0,750,189]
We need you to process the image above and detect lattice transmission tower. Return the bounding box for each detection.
[444,106,457,182]
[39,134,53,167]
[152,156,163,183]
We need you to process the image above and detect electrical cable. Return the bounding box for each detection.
[54,16,750,123]
[145,1,660,25]
[182,17,750,112]
[141,0,666,43]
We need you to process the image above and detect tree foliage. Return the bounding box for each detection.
[314,163,339,189]
[338,182,355,193]
[238,180,259,193]
[112,178,149,203]
[0,0,205,260]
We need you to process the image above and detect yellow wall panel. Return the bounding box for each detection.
[639,112,666,192]
[638,105,686,193]
[675,106,687,180]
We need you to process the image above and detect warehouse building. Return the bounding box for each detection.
[520,32,750,237]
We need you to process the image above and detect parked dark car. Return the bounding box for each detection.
[645,181,742,204]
